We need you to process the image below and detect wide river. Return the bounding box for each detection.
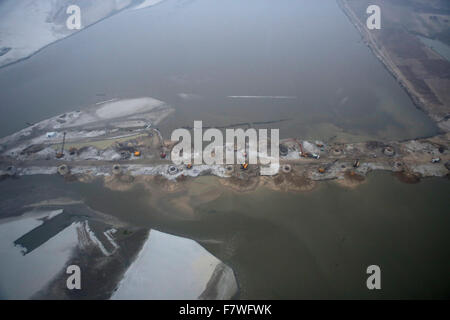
[0,0,439,140]
[1,172,449,299]
[0,0,449,299]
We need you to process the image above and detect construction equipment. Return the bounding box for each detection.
[293,139,320,159]
[56,132,66,159]
[318,159,338,174]
[151,128,167,160]
[302,151,320,159]
[120,151,131,160]
[134,151,141,157]
[69,147,77,156]
[295,139,305,157]
[431,158,441,163]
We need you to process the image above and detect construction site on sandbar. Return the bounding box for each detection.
[0,97,449,193]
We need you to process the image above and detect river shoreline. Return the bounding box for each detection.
[337,0,450,133]
[0,0,166,70]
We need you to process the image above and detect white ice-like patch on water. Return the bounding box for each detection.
[111,230,222,300]
[0,0,164,68]
[133,0,165,10]
[96,98,165,119]
[0,212,78,299]
[82,221,111,256]
[104,229,120,250]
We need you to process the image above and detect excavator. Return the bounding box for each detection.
[318,159,338,174]
[295,139,320,159]
[56,132,66,159]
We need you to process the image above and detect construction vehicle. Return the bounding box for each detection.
[134,151,141,157]
[431,158,441,163]
[293,139,320,159]
[307,152,320,159]
[69,147,78,156]
[56,132,66,159]
[318,159,338,174]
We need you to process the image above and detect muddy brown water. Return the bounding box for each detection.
[1,172,449,299]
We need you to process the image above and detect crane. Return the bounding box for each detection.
[56,132,66,159]
[293,139,305,157]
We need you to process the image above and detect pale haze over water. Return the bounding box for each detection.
[0,0,438,140]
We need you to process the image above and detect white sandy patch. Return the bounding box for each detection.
[96,98,165,119]
[133,0,165,10]
[227,96,297,99]
[46,209,64,220]
[0,0,55,67]
[302,141,321,155]
[0,0,154,68]
[27,130,107,146]
[111,230,221,300]
[19,166,58,175]
[412,164,448,177]
[104,229,120,250]
[177,93,203,100]
[126,164,228,179]
[95,99,119,106]
[0,213,78,299]
[82,221,110,256]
